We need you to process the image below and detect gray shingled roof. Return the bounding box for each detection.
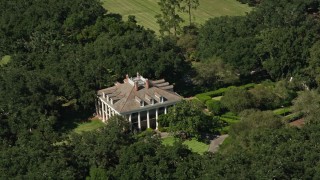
[97,76,182,114]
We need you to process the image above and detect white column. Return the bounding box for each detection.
[97,100,101,116]
[147,110,150,129]
[105,103,108,122]
[164,106,167,114]
[102,102,105,122]
[156,108,159,130]
[129,114,132,131]
[108,107,111,118]
[138,112,141,130]
[105,104,109,120]
[95,99,99,116]
[129,114,132,123]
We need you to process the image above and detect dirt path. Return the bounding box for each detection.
[208,134,229,153]
[289,118,305,128]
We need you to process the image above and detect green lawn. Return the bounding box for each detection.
[162,136,209,154]
[102,0,251,32]
[0,55,11,66]
[73,119,106,133]
[212,96,223,101]
[273,107,291,116]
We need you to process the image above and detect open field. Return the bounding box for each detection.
[73,119,106,133]
[102,0,251,32]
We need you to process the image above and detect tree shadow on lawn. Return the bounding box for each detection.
[54,107,94,133]
[174,132,218,145]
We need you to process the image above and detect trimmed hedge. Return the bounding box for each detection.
[195,94,211,104]
[195,83,257,104]
[239,83,255,90]
[221,114,240,120]
[284,112,304,122]
[220,117,239,124]
[202,87,229,97]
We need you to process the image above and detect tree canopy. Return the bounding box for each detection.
[2,0,320,178]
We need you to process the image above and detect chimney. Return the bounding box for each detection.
[137,72,140,79]
[134,81,139,91]
[145,79,150,89]
[124,74,129,83]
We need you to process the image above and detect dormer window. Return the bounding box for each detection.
[145,94,154,105]
[155,92,164,103]
[135,96,144,107]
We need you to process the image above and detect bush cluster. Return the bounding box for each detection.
[205,100,224,115]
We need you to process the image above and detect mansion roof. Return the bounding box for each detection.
[97,73,182,114]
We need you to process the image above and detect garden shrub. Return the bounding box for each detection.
[206,99,223,115]
[221,87,255,114]
[219,126,230,134]
[249,84,281,110]
[157,126,168,132]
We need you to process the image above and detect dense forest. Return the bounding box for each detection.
[1,0,320,179]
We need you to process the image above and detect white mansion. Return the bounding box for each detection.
[96,73,182,130]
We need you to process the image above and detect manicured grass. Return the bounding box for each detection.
[273,107,291,116]
[220,117,239,124]
[162,136,209,154]
[73,119,106,133]
[0,55,11,66]
[162,136,177,146]
[102,0,251,32]
[212,96,223,101]
[183,138,209,154]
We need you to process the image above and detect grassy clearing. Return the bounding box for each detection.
[73,119,106,134]
[102,0,251,32]
[162,136,209,154]
[0,55,11,66]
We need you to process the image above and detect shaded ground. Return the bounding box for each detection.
[208,134,229,153]
[161,135,209,154]
[73,118,106,133]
